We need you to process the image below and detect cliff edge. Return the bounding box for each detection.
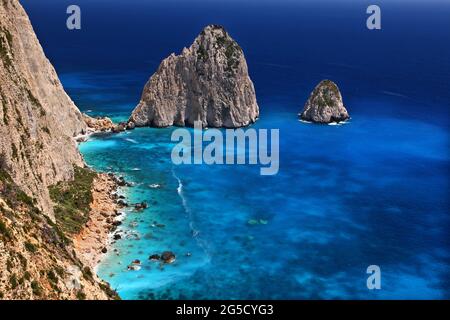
[0,0,116,300]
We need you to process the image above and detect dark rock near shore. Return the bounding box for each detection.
[149,254,161,261]
[117,199,128,207]
[116,176,127,186]
[161,251,176,264]
[134,202,148,211]
[113,234,122,240]
[126,121,136,130]
[112,123,126,133]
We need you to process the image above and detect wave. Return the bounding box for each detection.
[381,90,409,99]
[328,119,350,126]
[171,168,211,259]
[125,138,138,144]
[299,119,350,126]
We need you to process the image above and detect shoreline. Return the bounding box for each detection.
[73,173,124,271]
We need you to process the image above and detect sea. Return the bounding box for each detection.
[21,0,450,299]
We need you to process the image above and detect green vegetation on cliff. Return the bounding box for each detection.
[49,166,96,235]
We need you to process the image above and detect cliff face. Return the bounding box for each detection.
[0,0,87,216]
[0,0,115,299]
[0,167,117,300]
[299,80,350,124]
[130,25,259,128]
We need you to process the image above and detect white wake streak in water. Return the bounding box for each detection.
[171,168,211,260]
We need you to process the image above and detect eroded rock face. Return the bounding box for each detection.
[299,80,350,123]
[0,0,116,300]
[0,0,87,216]
[83,114,114,132]
[130,25,259,128]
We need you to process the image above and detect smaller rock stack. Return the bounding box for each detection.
[299,80,350,124]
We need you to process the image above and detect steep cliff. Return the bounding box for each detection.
[299,80,350,124]
[130,25,259,128]
[0,166,118,300]
[0,0,115,299]
[0,0,87,216]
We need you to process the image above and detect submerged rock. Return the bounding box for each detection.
[127,265,141,271]
[129,24,259,128]
[149,254,161,261]
[161,251,176,264]
[134,202,148,211]
[299,80,349,124]
[247,218,269,226]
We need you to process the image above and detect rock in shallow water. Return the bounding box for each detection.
[129,24,259,128]
[299,80,350,124]
[161,251,176,264]
[149,254,161,261]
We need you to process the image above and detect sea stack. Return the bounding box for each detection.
[129,25,259,128]
[299,80,350,124]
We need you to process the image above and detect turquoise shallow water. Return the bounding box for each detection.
[79,98,449,299]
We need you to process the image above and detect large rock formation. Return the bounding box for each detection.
[299,80,350,123]
[0,0,116,299]
[129,25,259,128]
[0,0,87,216]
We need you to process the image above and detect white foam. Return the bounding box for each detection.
[172,168,211,259]
[125,138,138,144]
[328,119,351,126]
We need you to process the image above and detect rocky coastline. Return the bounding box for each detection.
[73,173,123,271]
[75,114,136,143]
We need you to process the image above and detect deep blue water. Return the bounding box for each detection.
[21,0,450,299]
